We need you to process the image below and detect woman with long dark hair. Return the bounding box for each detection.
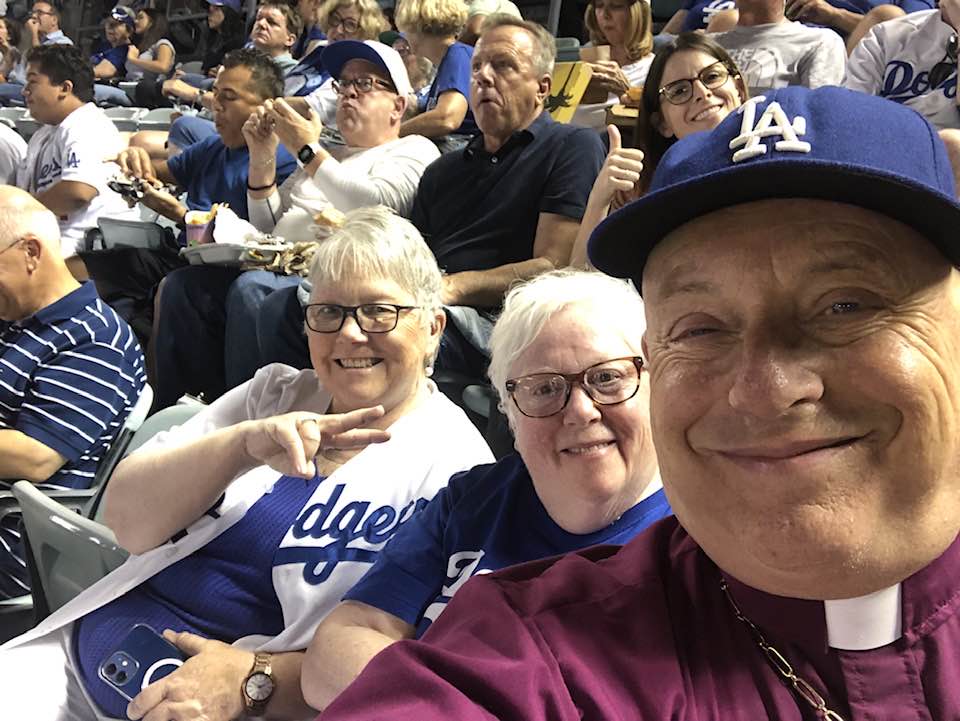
[571,33,748,268]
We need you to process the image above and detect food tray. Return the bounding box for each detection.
[181,242,285,267]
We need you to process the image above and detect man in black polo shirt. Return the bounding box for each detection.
[414,16,605,374]
[257,15,605,378]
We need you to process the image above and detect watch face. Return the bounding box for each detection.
[244,672,275,702]
[297,144,315,164]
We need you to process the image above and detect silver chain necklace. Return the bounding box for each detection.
[720,578,847,721]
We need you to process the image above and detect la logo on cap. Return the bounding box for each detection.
[729,96,812,163]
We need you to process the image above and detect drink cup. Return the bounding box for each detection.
[184,210,215,246]
[580,45,611,63]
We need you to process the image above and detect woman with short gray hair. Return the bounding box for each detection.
[302,268,669,713]
[0,206,493,721]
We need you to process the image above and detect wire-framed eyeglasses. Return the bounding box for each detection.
[505,356,644,418]
[332,76,396,95]
[303,303,418,334]
[328,14,360,32]
[659,62,734,106]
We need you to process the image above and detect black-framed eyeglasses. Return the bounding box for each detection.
[505,356,644,418]
[659,62,734,106]
[328,14,360,32]
[332,76,397,95]
[303,303,418,333]
[929,34,959,89]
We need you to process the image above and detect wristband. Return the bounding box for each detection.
[247,180,275,192]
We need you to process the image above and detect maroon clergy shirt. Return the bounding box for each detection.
[320,515,960,720]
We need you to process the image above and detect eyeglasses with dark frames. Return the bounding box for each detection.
[658,62,734,106]
[303,303,418,334]
[328,14,360,32]
[505,356,644,418]
[332,76,397,95]
[929,34,959,89]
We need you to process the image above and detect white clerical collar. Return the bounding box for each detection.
[824,583,902,650]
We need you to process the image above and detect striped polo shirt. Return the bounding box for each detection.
[0,281,145,489]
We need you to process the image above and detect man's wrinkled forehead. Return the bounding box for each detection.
[340,58,390,82]
[640,199,952,301]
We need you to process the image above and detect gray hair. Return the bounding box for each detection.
[308,205,443,315]
[488,270,646,415]
[0,185,61,252]
[480,14,555,77]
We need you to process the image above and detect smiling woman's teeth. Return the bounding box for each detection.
[338,358,380,368]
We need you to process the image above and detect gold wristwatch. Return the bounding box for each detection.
[241,652,275,717]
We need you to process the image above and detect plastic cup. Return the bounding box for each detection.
[184,210,215,246]
[580,45,611,63]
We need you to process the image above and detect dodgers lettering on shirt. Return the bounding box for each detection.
[275,480,430,584]
[344,454,673,637]
[881,61,957,104]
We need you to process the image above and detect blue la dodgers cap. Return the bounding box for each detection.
[588,86,960,292]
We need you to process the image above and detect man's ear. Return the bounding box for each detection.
[537,73,551,104]
[21,235,42,272]
[285,31,297,50]
[58,78,73,101]
[393,93,407,123]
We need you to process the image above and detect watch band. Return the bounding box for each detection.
[242,652,275,716]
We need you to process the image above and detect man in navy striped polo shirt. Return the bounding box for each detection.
[0,186,146,599]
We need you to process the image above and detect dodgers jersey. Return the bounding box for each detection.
[344,453,673,636]
[16,102,137,256]
[846,9,960,130]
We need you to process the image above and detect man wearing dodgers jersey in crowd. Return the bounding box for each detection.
[846,0,960,131]
[14,44,137,278]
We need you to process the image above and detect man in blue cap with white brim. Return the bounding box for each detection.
[318,85,960,720]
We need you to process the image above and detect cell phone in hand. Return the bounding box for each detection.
[98,624,187,702]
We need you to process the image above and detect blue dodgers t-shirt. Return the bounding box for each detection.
[421,41,477,136]
[344,453,673,636]
[681,0,736,31]
[75,474,322,718]
[90,44,130,77]
[166,134,298,223]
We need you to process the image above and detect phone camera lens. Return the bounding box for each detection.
[104,663,117,675]
[116,671,128,683]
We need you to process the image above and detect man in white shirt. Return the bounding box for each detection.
[16,44,136,276]
[846,3,960,130]
[711,0,846,96]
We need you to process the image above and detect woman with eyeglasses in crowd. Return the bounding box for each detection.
[0,206,493,721]
[572,33,747,268]
[302,269,670,712]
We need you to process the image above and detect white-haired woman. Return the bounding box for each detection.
[302,269,670,712]
[0,207,494,721]
[395,0,476,150]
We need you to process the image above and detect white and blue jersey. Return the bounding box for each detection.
[0,281,144,599]
[846,9,960,130]
[344,453,673,636]
[0,364,494,709]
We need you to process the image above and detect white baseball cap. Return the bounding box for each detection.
[320,40,414,97]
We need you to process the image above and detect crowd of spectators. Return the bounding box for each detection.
[0,0,958,718]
